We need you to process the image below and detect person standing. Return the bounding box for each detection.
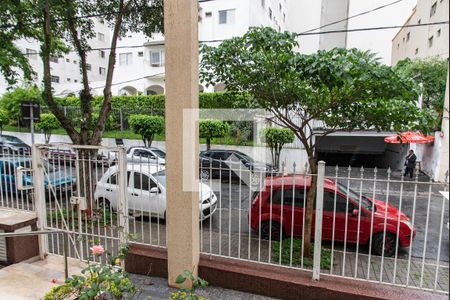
[404,149,417,178]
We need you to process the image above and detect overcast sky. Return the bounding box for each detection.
[347,0,417,65]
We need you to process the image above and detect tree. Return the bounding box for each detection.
[129,114,164,147]
[0,86,43,125]
[201,27,434,256]
[0,109,10,135]
[395,57,448,126]
[199,119,230,150]
[36,113,60,143]
[261,127,294,169]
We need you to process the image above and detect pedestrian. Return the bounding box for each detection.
[404,149,417,178]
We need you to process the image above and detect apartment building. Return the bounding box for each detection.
[391,0,449,65]
[107,0,288,96]
[0,19,111,96]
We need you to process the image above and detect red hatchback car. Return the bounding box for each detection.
[250,175,416,257]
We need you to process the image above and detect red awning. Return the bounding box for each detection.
[384,131,435,144]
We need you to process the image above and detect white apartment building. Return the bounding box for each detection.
[107,0,288,96]
[0,19,111,96]
[391,0,449,65]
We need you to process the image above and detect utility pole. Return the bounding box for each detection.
[164,0,200,286]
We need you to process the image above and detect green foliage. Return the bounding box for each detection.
[272,238,332,269]
[201,27,435,139]
[199,119,230,150]
[395,57,448,126]
[0,109,10,134]
[44,244,135,300]
[229,121,253,145]
[260,127,295,167]
[36,113,60,143]
[129,114,165,147]
[91,112,116,132]
[0,86,43,123]
[170,270,208,300]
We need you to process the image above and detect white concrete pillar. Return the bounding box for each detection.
[164,0,200,286]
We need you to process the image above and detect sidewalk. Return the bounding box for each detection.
[129,274,277,300]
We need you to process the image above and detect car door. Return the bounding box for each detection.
[270,187,306,237]
[102,171,130,209]
[322,190,362,243]
[129,171,162,217]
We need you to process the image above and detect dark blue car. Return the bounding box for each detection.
[0,157,76,199]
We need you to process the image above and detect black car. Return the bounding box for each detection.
[199,150,277,186]
[0,135,31,155]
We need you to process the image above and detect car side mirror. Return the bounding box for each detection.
[351,209,359,216]
[150,187,159,194]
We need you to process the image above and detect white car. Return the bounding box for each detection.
[94,164,217,221]
[109,147,166,165]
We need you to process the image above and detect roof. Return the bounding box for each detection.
[0,156,32,163]
[264,174,336,190]
[107,163,165,174]
[392,5,417,41]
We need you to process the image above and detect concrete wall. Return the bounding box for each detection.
[319,0,350,50]
[384,142,409,171]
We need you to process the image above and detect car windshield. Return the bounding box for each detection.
[152,149,166,158]
[337,182,374,212]
[0,136,24,145]
[235,152,254,163]
[152,169,166,187]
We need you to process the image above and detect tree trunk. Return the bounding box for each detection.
[206,138,211,150]
[303,156,317,258]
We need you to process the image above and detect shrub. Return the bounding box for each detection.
[0,86,43,124]
[36,113,60,143]
[0,109,10,135]
[129,114,165,147]
[91,112,116,131]
[260,127,294,169]
[199,119,230,150]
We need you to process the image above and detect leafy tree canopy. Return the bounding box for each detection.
[199,119,230,150]
[395,57,448,123]
[129,114,164,147]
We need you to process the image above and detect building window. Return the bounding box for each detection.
[150,50,164,67]
[205,11,212,17]
[437,29,441,37]
[397,43,400,49]
[73,60,77,64]
[74,79,78,83]
[50,56,58,63]
[406,32,410,41]
[279,3,282,11]
[97,32,105,41]
[402,37,405,43]
[50,75,60,83]
[418,19,421,24]
[65,58,70,63]
[26,48,38,59]
[99,50,106,58]
[99,67,106,75]
[86,63,92,71]
[415,48,419,55]
[269,8,272,20]
[428,36,434,47]
[218,9,235,25]
[283,13,286,22]
[430,2,437,16]
[138,51,144,57]
[261,0,265,8]
[119,52,133,66]
[67,78,71,82]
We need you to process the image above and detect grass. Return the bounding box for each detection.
[4,125,255,147]
[48,208,117,229]
[271,238,332,270]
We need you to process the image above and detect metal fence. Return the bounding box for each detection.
[0,146,448,294]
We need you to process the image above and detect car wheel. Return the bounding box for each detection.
[260,221,283,241]
[97,198,111,211]
[372,232,397,257]
[200,169,210,180]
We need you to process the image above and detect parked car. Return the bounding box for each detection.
[45,146,111,167]
[94,164,217,221]
[0,135,31,155]
[199,149,277,185]
[109,146,166,165]
[249,175,416,257]
[0,157,76,199]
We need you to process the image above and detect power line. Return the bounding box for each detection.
[301,0,405,34]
